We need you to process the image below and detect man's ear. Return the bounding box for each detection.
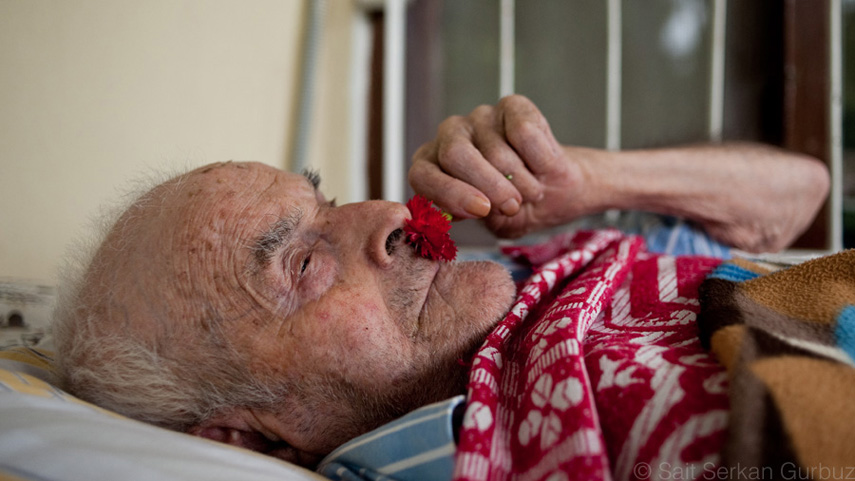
[186,408,276,453]
[186,410,324,468]
[186,423,274,453]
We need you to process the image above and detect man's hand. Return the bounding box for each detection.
[408,95,593,238]
[410,95,830,252]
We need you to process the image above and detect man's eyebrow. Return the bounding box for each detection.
[301,168,337,207]
[301,169,321,190]
[251,210,302,268]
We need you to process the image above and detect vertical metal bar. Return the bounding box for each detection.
[383,0,406,203]
[499,0,515,97]
[606,0,622,151]
[291,0,326,173]
[829,0,843,251]
[349,10,371,203]
[709,0,727,142]
[603,0,622,223]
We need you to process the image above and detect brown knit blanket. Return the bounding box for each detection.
[698,251,855,479]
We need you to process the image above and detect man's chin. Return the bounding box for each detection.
[398,261,515,411]
[331,261,516,446]
[419,259,515,348]
[450,258,516,319]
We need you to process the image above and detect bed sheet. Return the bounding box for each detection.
[0,347,327,481]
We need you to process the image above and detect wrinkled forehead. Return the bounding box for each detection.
[135,161,313,260]
[180,161,273,196]
[168,161,310,216]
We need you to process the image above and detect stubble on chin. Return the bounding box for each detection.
[291,343,473,457]
[372,259,516,416]
[416,260,516,350]
[301,260,516,455]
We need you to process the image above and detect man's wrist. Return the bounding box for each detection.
[586,147,701,217]
[560,145,621,216]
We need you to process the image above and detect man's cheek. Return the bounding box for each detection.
[340,302,395,351]
[335,305,416,380]
[312,300,388,353]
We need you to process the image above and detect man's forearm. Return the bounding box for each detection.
[576,142,830,252]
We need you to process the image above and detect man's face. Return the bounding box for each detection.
[140,162,515,459]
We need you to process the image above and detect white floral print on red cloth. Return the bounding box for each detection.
[454,230,729,481]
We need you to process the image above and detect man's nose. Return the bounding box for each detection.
[334,200,410,268]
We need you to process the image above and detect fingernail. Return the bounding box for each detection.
[464,196,491,217]
[500,198,520,216]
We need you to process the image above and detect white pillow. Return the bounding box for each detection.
[0,347,326,481]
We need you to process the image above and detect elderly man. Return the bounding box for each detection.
[52,96,828,470]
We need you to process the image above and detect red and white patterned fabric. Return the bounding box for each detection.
[454,230,729,481]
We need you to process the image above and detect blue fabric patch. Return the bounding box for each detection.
[639,215,731,258]
[708,263,762,283]
[835,305,855,362]
[459,213,732,283]
[563,212,731,258]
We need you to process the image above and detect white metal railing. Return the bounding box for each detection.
[830,0,844,252]
[370,0,842,250]
[383,0,407,203]
[499,0,515,97]
[292,0,326,174]
[709,0,727,142]
[348,7,372,203]
[606,0,622,151]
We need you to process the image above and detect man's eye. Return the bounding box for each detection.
[300,255,311,274]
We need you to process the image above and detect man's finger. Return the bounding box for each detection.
[498,95,560,174]
[473,121,545,203]
[436,134,524,217]
[408,156,492,219]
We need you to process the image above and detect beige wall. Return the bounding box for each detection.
[0,0,356,283]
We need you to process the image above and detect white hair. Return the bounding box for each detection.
[51,165,289,431]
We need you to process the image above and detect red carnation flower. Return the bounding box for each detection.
[403,195,457,262]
